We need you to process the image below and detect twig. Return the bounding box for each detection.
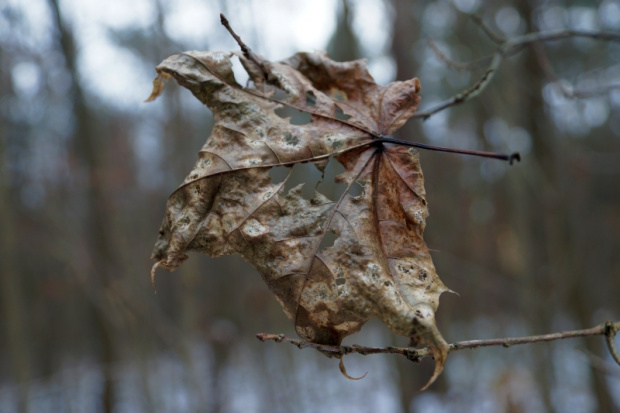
[470,14,505,44]
[257,320,620,365]
[427,40,492,71]
[220,13,272,81]
[417,28,620,120]
[533,41,620,99]
[413,54,501,120]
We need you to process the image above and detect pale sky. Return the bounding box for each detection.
[42,0,394,110]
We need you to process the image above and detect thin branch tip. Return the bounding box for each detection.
[257,320,620,367]
[218,12,272,82]
[604,321,620,366]
[418,26,620,120]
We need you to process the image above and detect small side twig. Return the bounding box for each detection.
[533,41,620,99]
[417,28,620,120]
[427,40,492,71]
[220,13,272,82]
[413,53,501,120]
[257,320,620,366]
[470,14,506,44]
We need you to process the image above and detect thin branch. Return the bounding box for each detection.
[427,40,492,71]
[220,13,272,82]
[257,320,620,365]
[509,29,620,46]
[417,28,620,120]
[581,349,620,378]
[533,41,620,99]
[470,14,505,44]
[412,53,501,120]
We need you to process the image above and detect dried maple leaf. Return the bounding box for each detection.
[148,50,450,389]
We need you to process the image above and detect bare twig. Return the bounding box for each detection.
[220,13,272,81]
[470,14,505,44]
[580,349,620,378]
[417,28,620,120]
[427,40,492,71]
[257,321,620,365]
[413,54,502,120]
[533,41,620,99]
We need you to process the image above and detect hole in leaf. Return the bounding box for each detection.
[275,106,312,125]
[318,230,338,251]
[317,157,347,200]
[268,165,290,185]
[348,181,365,197]
[230,56,249,87]
[331,89,347,101]
[283,162,323,200]
[305,91,317,107]
[274,87,287,100]
[335,106,351,121]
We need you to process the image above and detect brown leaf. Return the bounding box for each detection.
[149,50,450,388]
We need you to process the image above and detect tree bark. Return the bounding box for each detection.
[0,55,30,413]
[47,1,118,411]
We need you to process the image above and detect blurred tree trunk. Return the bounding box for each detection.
[0,62,30,413]
[47,1,118,411]
[327,0,361,61]
[497,4,555,411]
[511,1,614,410]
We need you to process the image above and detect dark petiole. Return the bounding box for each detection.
[380,136,520,165]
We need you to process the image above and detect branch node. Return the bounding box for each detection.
[604,321,620,366]
[406,350,422,363]
[414,25,620,120]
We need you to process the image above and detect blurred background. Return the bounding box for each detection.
[1,0,620,411]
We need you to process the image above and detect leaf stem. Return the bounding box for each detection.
[380,137,520,164]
